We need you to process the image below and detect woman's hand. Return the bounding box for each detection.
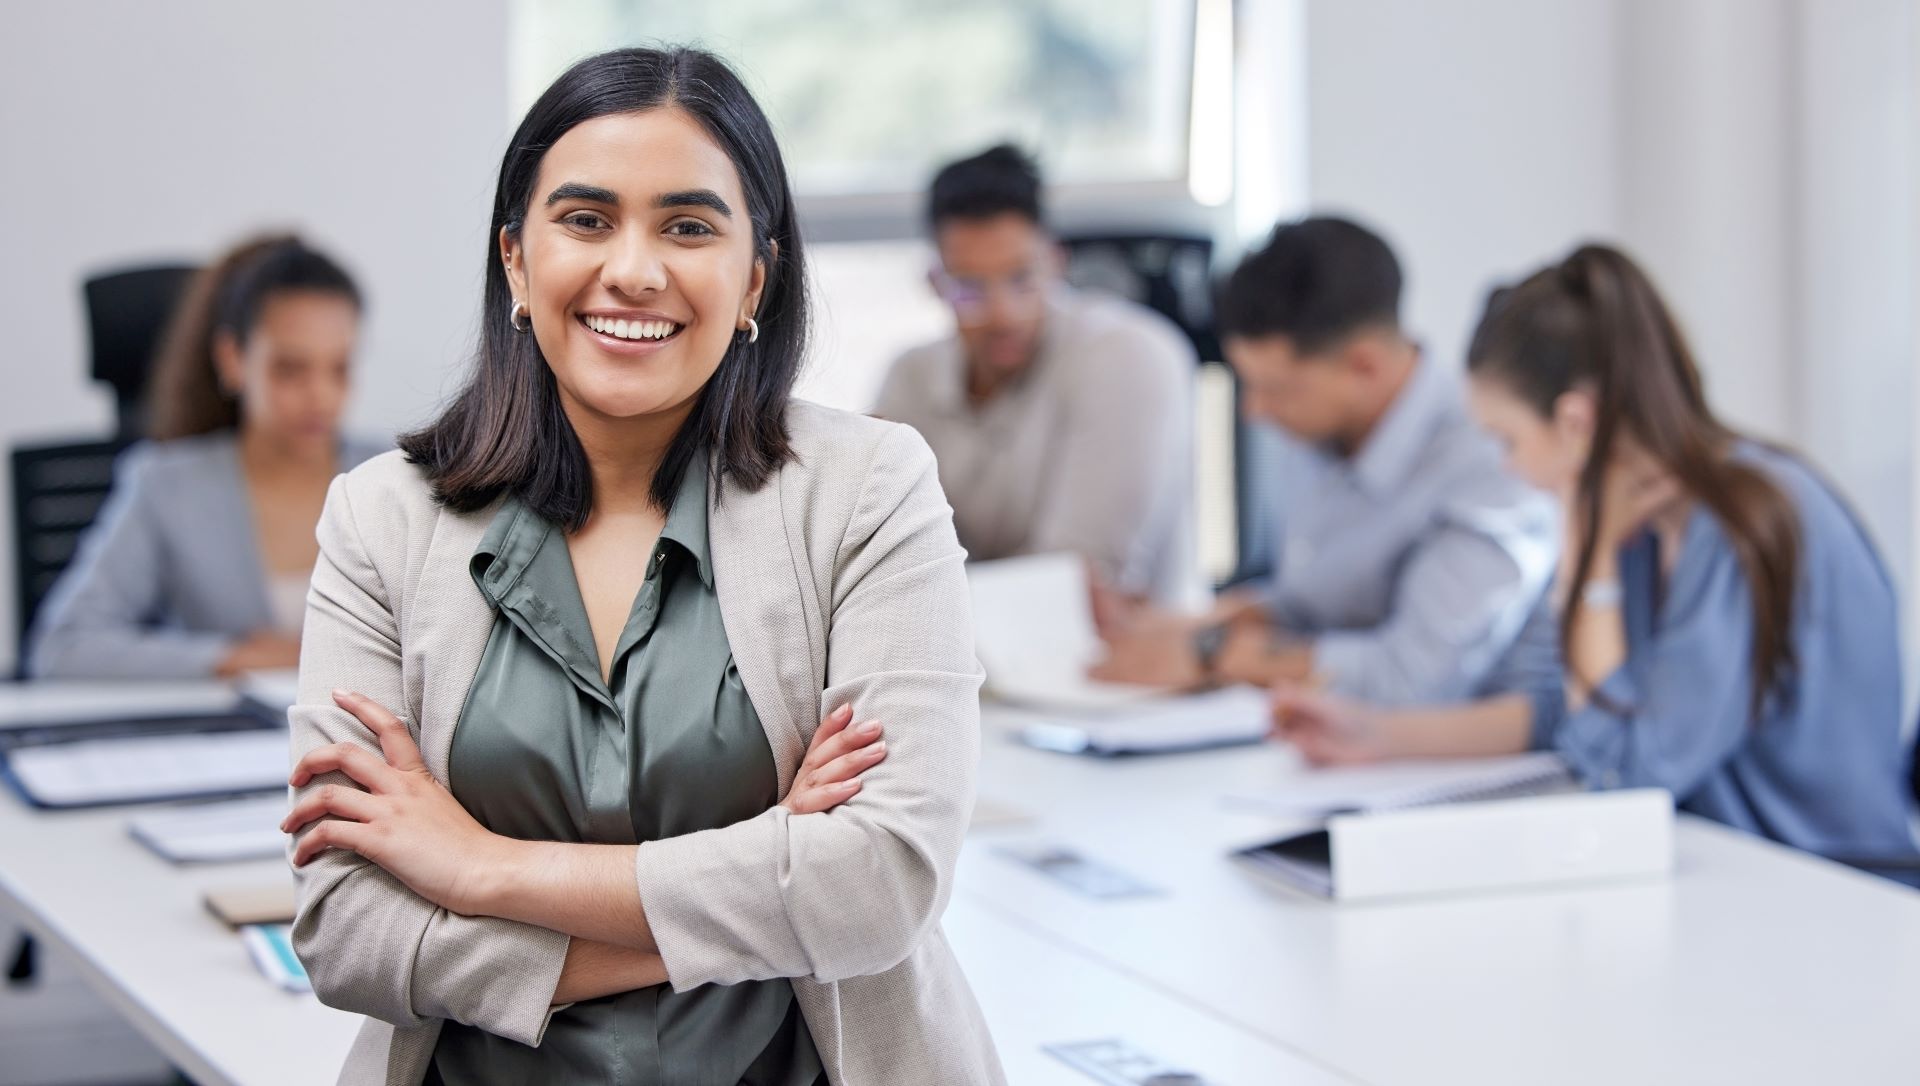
[1089,610,1209,689]
[282,690,506,915]
[1212,614,1313,689]
[215,631,301,678]
[1567,456,1685,578]
[783,704,887,814]
[1270,683,1396,766]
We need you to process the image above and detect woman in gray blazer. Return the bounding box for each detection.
[281,48,1002,1085]
[29,235,384,680]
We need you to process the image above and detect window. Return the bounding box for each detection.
[509,0,1204,201]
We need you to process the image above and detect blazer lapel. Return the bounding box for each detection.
[708,468,817,796]
[408,503,500,780]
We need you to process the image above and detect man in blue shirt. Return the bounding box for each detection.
[1096,217,1557,705]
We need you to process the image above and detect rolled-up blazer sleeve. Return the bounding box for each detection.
[287,473,570,1047]
[633,425,982,988]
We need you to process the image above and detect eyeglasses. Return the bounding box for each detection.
[930,266,1047,321]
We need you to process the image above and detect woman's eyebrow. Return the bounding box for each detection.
[655,189,733,218]
[544,182,619,207]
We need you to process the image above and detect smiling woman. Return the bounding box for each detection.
[284,47,1003,1086]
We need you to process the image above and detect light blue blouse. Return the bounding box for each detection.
[1533,443,1915,856]
[1244,357,1560,705]
[27,431,385,679]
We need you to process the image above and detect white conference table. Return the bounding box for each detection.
[3,683,1919,1085]
[0,684,1340,1085]
[0,788,1334,1086]
[966,705,1920,1086]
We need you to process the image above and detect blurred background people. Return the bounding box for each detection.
[1095,217,1559,707]
[1273,244,1916,860]
[874,144,1200,605]
[29,234,384,680]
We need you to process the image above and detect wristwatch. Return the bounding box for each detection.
[1191,622,1229,675]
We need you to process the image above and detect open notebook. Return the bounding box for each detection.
[966,552,1170,711]
[1,720,287,809]
[1018,685,1272,755]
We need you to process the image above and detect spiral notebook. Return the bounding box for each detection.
[1224,752,1577,819]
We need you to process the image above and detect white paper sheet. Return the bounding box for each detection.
[966,553,1169,711]
[8,729,288,808]
[1225,752,1576,818]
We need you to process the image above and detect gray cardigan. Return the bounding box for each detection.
[27,432,386,679]
[289,402,1003,1085]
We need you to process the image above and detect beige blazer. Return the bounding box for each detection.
[288,401,1004,1085]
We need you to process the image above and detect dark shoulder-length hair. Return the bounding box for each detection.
[146,233,362,440]
[1467,244,1801,718]
[399,47,809,527]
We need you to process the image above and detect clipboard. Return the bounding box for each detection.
[0,711,286,810]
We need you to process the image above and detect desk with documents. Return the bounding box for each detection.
[963,705,1920,1086]
[3,683,1919,1085]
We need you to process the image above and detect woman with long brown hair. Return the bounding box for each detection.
[278,47,1000,1084]
[29,234,385,679]
[1271,243,1915,858]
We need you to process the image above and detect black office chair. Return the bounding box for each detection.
[8,264,193,991]
[85,265,199,440]
[11,440,126,654]
[1058,233,1271,586]
[1820,733,1920,888]
[1058,232,1286,589]
[11,264,196,654]
[1059,233,1219,364]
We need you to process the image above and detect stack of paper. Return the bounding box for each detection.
[966,553,1169,711]
[1019,685,1273,756]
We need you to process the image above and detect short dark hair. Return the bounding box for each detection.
[1216,216,1402,354]
[147,234,362,440]
[399,47,808,528]
[927,143,1044,230]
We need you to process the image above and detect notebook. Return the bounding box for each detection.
[130,794,291,863]
[1231,788,1670,902]
[239,924,311,993]
[2,725,288,809]
[966,553,1170,711]
[1018,685,1272,756]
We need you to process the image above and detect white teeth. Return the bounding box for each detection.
[585,315,679,341]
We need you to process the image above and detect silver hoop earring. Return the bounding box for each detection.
[508,300,530,333]
[743,318,760,344]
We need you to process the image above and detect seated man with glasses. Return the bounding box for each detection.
[874,144,1200,604]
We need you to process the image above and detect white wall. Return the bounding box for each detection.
[1297,0,1919,631]
[0,0,511,668]
[1301,0,1623,371]
[1792,0,1917,620]
[2,1,1913,665]
[1615,0,1798,442]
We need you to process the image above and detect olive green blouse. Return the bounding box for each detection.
[427,457,823,1086]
